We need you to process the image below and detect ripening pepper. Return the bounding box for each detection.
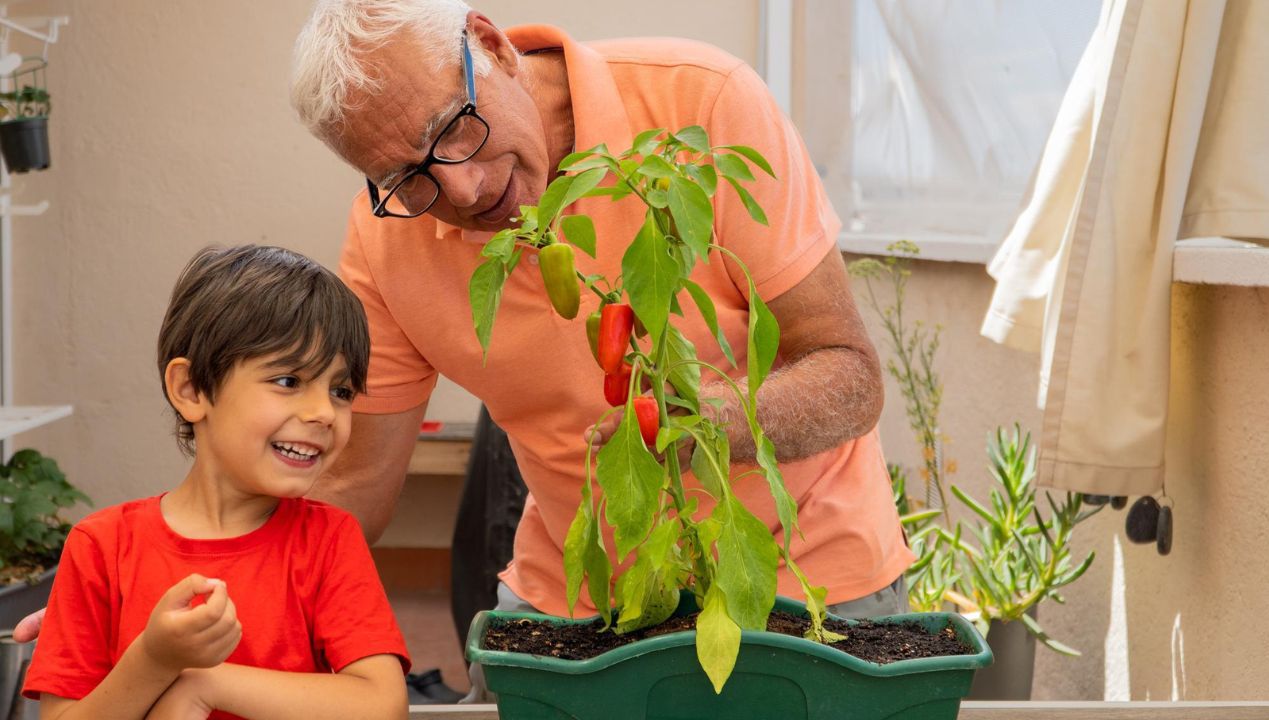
[604,362,632,407]
[632,397,660,447]
[539,243,580,319]
[597,303,635,374]
[586,310,603,361]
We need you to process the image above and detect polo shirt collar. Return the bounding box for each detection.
[435,24,632,242]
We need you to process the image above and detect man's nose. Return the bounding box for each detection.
[431,162,483,209]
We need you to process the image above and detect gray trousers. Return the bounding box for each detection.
[463,575,909,703]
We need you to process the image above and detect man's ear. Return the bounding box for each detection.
[466,10,519,76]
[164,358,208,424]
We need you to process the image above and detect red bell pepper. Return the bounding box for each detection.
[597,303,635,374]
[603,362,633,407]
[632,397,660,447]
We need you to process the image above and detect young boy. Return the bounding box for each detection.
[22,245,411,720]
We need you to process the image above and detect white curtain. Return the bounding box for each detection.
[981,0,1269,496]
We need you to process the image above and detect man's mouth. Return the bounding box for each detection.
[475,174,517,225]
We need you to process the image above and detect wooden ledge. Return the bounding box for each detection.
[409,701,1269,719]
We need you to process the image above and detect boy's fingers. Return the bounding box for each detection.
[161,574,215,610]
[197,580,229,621]
[12,608,44,643]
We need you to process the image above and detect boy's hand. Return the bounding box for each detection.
[144,669,217,720]
[142,574,242,672]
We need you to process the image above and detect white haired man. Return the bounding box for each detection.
[288,0,914,699]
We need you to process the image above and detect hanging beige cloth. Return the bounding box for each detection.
[980,0,1269,496]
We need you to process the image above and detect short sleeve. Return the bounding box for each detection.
[22,528,114,701]
[340,198,439,414]
[311,513,411,674]
[707,63,841,301]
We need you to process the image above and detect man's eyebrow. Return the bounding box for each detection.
[375,96,466,188]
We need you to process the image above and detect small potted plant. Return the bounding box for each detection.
[849,246,1101,700]
[0,448,90,627]
[464,128,991,720]
[0,58,52,174]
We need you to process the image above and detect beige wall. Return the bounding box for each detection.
[857,257,1269,701]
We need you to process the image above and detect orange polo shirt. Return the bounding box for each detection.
[340,25,914,615]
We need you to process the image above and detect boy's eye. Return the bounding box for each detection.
[272,376,300,389]
[331,386,356,402]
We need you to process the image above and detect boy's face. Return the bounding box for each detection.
[194,352,355,499]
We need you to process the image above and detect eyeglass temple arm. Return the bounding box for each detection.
[462,31,477,103]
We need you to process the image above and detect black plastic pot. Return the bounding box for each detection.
[0,567,56,631]
[0,116,50,173]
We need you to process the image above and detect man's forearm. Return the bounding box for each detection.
[713,346,883,463]
[203,657,406,720]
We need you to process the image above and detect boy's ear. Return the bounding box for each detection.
[164,358,208,423]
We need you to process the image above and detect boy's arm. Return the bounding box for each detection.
[167,655,407,720]
[40,575,241,720]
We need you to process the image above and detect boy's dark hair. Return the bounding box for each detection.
[158,245,370,455]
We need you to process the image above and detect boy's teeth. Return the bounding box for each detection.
[274,442,318,459]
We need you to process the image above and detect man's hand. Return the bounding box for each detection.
[141,574,241,672]
[12,607,44,643]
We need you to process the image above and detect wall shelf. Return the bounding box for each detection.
[0,404,70,441]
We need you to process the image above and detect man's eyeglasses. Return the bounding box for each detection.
[366,30,490,219]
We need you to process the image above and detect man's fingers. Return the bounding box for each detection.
[12,608,44,643]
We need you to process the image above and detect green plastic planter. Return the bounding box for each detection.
[467,594,993,720]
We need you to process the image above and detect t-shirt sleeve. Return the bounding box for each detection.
[311,513,411,674]
[339,198,439,415]
[21,527,114,701]
[707,62,842,301]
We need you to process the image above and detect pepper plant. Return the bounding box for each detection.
[469,126,841,693]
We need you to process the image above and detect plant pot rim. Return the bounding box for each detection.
[467,594,992,679]
[0,115,48,125]
[0,565,57,598]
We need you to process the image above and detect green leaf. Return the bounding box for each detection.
[655,427,685,454]
[715,496,778,630]
[480,229,517,262]
[632,128,667,156]
[664,326,700,407]
[563,501,593,614]
[718,144,775,178]
[689,427,729,498]
[637,154,676,178]
[536,174,574,229]
[684,280,736,367]
[696,583,741,694]
[621,215,678,342]
[723,176,768,226]
[714,153,754,182]
[746,280,779,393]
[469,259,509,363]
[755,436,798,548]
[560,215,597,259]
[1020,611,1081,656]
[672,125,711,153]
[0,504,12,536]
[559,167,607,210]
[668,176,714,260]
[596,410,666,560]
[684,164,718,197]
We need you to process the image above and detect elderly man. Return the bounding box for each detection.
[290,0,912,662]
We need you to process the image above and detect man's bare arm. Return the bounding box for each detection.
[715,248,883,462]
[312,404,428,543]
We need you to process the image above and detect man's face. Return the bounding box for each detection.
[334,27,550,232]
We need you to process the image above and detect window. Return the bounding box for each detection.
[770,1,1100,261]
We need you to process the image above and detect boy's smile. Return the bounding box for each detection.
[166,350,356,536]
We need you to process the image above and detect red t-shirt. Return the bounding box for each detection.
[22,496,410,719]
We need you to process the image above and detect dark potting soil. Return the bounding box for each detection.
[482,611,973,665]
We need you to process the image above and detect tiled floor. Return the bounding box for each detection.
[389,589,472,696]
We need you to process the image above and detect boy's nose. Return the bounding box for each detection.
[301,388,336,425]
[431,162,483,210]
